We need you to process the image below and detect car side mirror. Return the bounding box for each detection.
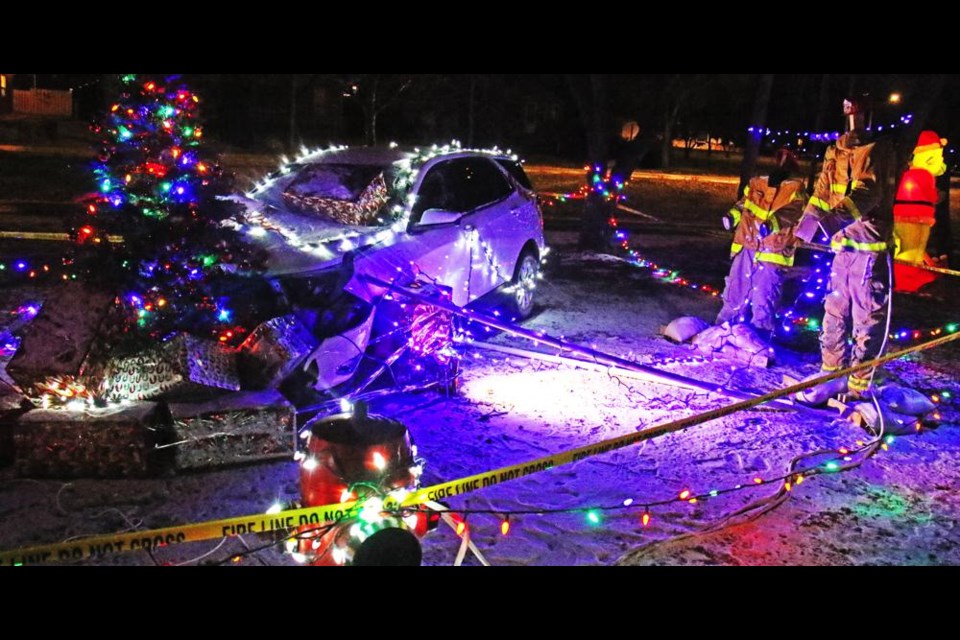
[419,208,463,226]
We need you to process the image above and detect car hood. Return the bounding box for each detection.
[244,207,390,277]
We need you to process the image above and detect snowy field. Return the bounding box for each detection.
[2,229,959,566]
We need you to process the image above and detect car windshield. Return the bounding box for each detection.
[280,162,395,226]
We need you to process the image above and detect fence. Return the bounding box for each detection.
[12,89,73,117]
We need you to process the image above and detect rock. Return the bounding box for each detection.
[660,317,710,343]
[853,400,921,436]
[878,385,937,416]
[692,323,772,368]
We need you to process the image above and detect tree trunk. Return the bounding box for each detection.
[467,75,477,147]
[288,76,297,152]
[566,74,614,252]
[738,74,775,198]
[364,78,380,145]
[897,74,946,168]
[660,102,679,169]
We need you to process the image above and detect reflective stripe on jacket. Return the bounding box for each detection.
[731,176,806,267]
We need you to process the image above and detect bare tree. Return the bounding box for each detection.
[343,74,415,145]
[738,74,775,198]
[566,74,615,251]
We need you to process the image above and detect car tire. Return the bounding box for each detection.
[510,249,539,320]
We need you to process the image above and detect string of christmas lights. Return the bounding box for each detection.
[249,405,943,567]
[608,228,722,297]
[777,244,960,344]
[746,114,915,154]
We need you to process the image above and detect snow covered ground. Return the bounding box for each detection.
[2,229,959,566]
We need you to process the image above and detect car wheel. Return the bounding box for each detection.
[511,249,539,320]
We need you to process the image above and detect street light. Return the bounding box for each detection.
[889,92,902,104]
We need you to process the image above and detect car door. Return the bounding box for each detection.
[348,158,473,307]
[440,157,524,302]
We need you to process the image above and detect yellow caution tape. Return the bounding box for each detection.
[4,330,960,566]
[0,502,360,566]
[797,240,960,278]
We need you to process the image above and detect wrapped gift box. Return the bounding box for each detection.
[106,334,240,402]
[7,285,114,393]
[166,390,295,471]
[238,315,318,390]
[13,402,171,478]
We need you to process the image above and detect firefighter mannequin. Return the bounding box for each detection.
[794,97,897,404]
[716,149,806,339]
[892,130,948,292]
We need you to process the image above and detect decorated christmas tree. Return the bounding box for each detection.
[78,73,269,347]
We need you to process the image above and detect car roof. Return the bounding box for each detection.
[291,145,518,168]
[301,146,412,166]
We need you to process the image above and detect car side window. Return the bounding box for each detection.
[411,157,513,223]
[452,157,514,212]
[495,159,533,190]
[410,162,458,223]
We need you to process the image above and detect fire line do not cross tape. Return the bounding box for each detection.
[3,330,959,566]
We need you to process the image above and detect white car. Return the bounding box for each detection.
[230,144,546,396]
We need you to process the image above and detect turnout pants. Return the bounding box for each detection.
[821,250,892,393]
[716,249,785,335]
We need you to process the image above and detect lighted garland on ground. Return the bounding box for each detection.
[205,413,945,566]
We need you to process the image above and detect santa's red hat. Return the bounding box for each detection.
[915,130,947,154]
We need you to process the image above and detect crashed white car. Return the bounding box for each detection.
[229,144,546,396]
[234,145,545,316]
